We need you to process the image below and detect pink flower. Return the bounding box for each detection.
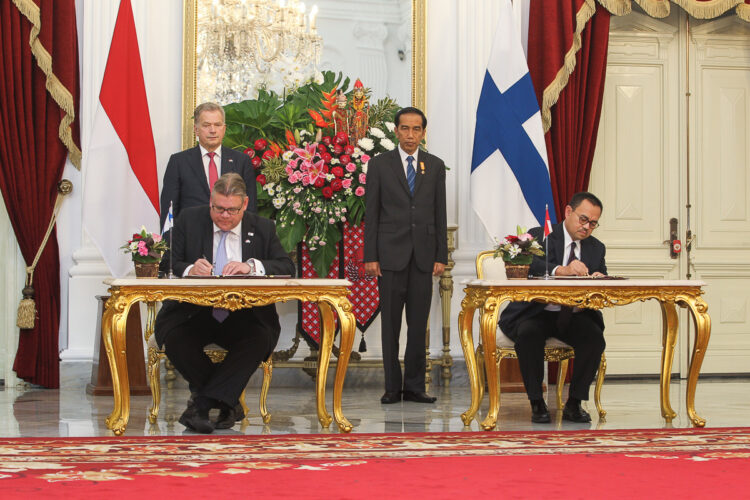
[152,234,162,242]
[345,162,356,173]
[518,233,533,241]
[359,173,367,184]
[137,240,148,256]
[355,186,365,197]
[342,179,352,189]
[360,154,371,163]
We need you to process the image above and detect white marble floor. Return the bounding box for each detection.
[0,362,747,437]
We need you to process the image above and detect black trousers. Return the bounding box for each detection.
[378,254,433,394]
[161,308,277,407]
[514,310,605,401]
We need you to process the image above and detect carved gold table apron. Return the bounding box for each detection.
[101,278,355,436]
[458,279,711,430]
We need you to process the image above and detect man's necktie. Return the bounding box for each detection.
[207,151,219,190]
[406,155,416,195]
[212,230,230,322]
[556,243,578,331]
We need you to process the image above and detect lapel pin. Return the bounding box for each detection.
[420,161,425,175]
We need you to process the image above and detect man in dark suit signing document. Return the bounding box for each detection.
[159,102,257,232]
[364,107,448,405]
[500,192,607,424]
[154,173,294,433]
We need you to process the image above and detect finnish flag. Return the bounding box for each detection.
[161,201,174,235]
[470,0,556,240]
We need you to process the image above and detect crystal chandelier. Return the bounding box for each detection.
[196,0,323,105]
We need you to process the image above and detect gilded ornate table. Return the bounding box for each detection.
[101,278,355,435]
[458,279,711,429]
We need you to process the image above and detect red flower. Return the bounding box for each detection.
[322,186,334,198]
[506,235,520,243]
[132,233,142,240]
[344,145,355,155]
[331,179,343,191]
[251,156,263,169]
[321,152,332,163]
[285,130,296,147]
[254,138,268,151]
[322,136,332,146]
[334,131,349,145]
[331,166,344,178]
[339,154,351,165]
[243,147,255,158]
[314,177,325,188]
[333,144,343,155]
[322,164,330,174]
[317,143,328,153]
[257,174,267,186]
[262,149,275,160]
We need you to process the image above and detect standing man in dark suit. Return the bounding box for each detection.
[155,173,294,433]
[499,192,607,424]
[159,102,256,232]
[364,107,448,405]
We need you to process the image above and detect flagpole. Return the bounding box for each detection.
[544,204,550,280]
[165,201,176,279]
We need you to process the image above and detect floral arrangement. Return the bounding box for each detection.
[494,226,545,266]
[222,71,401,276]
[121,227,168,264]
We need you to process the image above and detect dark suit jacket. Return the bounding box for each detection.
[363,149,448,273]
[498,223,607,342]
[154,205,295,346]
[159,145,257,230]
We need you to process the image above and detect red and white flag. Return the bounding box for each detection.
[544,204,553,238]
[83,0,160,277]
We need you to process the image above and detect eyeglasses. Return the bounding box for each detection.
[572,211,600,229]
[211,204,242,215]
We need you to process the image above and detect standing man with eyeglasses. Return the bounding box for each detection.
[499,192,607,424]
[159,102,257,233]
[154,173,294,433]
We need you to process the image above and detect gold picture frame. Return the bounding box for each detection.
[180,0,426,149]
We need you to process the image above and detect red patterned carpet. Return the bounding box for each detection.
[1,428,748,498]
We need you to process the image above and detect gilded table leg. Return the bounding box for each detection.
[458,302,480,425]
[323,297,355,433]
[260,357,273,424]
[682,296,711,427]
[102,294,134,436]
[315,303,335,429]
[659,301,679,421]
[594,354,606,418]
[479,298,502,431]
[147,348,162,424]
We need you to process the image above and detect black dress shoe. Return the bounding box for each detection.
[215,403,245,430]
[562,402,592,423]
[530,399,551,423]
[179,405,215,434]
[380,391,402,404]
[402,391,437,403]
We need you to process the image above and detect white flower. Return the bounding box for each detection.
[313,71,324,84]
[272,196,286,209]
[282,150,294,161]
[362,163,368,174]
[357,137,375,151]
[369,127,385,139]
[385,122,395,132]
[299,129,311,137]
[380,138,395,151]
[508,245,521,258]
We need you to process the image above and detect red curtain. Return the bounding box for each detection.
[0,0,79,388]
[527,1,611,220]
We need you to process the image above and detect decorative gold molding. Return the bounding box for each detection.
[458,282,711,430]
[182,0,426,147]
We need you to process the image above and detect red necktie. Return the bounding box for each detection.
[207,151,218,190]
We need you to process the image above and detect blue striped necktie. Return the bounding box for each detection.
[406,155,416,195]
[212,230,230,322]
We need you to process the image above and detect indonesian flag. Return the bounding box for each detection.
[544,204,553,238]
[83,0,160,277]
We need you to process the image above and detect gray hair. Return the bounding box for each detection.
[193,102,225,123]
[212,172,247,198]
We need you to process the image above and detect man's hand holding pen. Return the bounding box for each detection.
[188,257,213,276]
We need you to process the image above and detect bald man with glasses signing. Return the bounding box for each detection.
[499,192,607,424]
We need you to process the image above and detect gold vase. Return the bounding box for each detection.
[134,261,159,278]
[504,263,530,279]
